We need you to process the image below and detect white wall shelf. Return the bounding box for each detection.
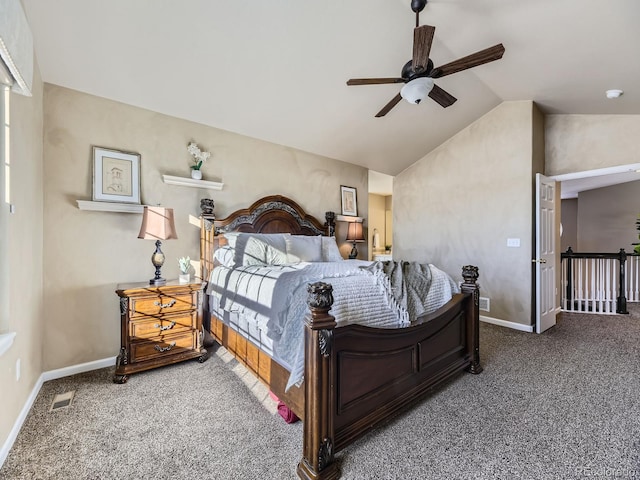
[162,174,224,190]
[76,200,145,213]
[336,214,364,223]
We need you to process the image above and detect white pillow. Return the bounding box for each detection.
[246,233,289,266]
[286,235,323,263]
[219,233,289,266]
[213,245,236,268]
[321,236,343,262]
[223,232,240,248]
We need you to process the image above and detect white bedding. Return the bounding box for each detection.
[207,260,459,390]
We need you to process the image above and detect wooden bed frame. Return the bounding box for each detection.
[200,195,481,480]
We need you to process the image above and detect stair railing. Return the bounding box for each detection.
[560,247,639,314]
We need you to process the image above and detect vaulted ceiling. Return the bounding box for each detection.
[22,0,640,176]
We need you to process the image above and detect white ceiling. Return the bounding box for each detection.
[21,0,640,177]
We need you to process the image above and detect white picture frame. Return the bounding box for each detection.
[92,146,141,204]
[340,185,358,216]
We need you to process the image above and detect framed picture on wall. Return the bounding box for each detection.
[340,185,358,216]
[92,146,141,204]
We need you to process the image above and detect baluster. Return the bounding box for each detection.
[607,258,612,313]
[576,258,582,312]
[617,249,628,314]
[592,258,596,310]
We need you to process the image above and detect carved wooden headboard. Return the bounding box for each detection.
[200,195,336,280]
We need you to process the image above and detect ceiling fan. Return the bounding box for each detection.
[347,0,505,117]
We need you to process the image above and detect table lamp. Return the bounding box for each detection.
[138,206,178,285]
[346,221,365,259]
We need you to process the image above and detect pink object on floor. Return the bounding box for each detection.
[277,401,300,424]
[269,391,300,423]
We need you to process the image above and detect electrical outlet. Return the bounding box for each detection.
[16,358,20,381]
[507,238,520,248]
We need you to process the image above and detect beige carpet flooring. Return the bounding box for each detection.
[1,307,640,479]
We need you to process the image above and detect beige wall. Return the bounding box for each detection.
[394,101,542,325]
[546,115,640,175]
[561,198,578,252]
[42,84,368,370]
[0,71,44,452]
[576,181,640,252]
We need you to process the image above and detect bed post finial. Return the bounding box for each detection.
[460,265,482,374]
[298,282,339,480]
[200,198,215,215]
[325,212,336,237]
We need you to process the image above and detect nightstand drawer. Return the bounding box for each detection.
[130,293,194,317]
[130,313,196,339]
[130,331,197,363]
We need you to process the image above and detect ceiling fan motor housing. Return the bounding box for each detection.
[401,59,434,80]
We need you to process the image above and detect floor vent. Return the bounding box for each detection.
[50,391,75,412]
[479,297,490,312]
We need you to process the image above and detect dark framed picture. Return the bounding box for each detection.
[92,146,141,204]
[340,185,358,216]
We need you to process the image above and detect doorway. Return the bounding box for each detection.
[368,171,393,261]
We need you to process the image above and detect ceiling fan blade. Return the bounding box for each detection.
[428,84,457,108]
[430,44,505,78]
[375,93,403,117]
[412,25,435,74]
[347,78,405,86]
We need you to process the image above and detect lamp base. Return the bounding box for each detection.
[349,243,358,260]
[149,240,166,286]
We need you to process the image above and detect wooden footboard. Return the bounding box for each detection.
[298,266,481,480]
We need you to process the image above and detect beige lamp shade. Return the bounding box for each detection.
[138,206,178,240]
[346,221,365,260]
[346,221,365,243]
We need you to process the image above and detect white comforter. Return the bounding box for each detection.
[207,260,459,390]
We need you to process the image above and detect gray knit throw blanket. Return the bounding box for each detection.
[361,260,434,322]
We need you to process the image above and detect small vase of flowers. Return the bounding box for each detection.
[178,256,192,283]
[187,142,210,180]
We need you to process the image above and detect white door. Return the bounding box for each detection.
[535,173,557,333]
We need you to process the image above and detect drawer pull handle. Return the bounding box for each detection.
[154,342,176,353]
[153,321,176,331]
[154,299,176,308]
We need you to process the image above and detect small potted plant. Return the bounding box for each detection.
[385,244,392,254]
[178,256,192,283]
[187,142,210,180]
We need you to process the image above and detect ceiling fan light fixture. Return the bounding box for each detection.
[400,77,434,104]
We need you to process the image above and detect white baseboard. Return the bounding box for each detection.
[0,356,116,468]
[41,356,116,382]
[480,315,534,333]
[0,373,44,467]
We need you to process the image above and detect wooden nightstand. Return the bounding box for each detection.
[113,279,209,383]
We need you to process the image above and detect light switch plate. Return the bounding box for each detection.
[507,238,520,247]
